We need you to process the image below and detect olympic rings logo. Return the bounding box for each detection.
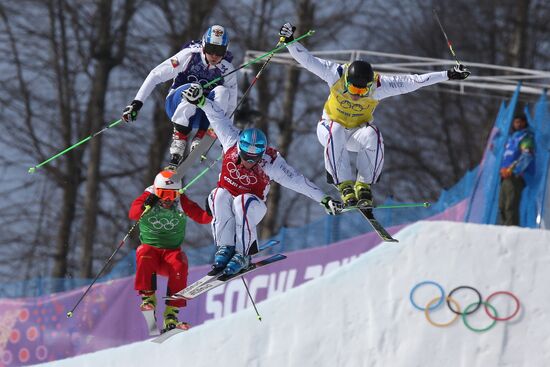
[335,95,366,112]
[187,74,215,88]
[226,161,258,185]
[409,281,521,333]
[147,216,180,230]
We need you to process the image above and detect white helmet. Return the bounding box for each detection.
[202,25,229,56]
[153,170,181,201]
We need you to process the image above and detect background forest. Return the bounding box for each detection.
[0,0,548,285]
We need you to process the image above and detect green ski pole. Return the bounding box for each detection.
[28,119,123,174]
[341,202,431,213]
[202,30,315,89]
[178,154,223,194]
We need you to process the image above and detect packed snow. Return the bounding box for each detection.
[33,221,550,367]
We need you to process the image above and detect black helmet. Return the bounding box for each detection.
[346,60,374,88]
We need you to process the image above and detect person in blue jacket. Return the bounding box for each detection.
[498,114,535,226]
[122,25,237,169]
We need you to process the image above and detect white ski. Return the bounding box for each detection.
[141,309,160,336]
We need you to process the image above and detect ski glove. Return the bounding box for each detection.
[143,193,160,209]
[321,196,343,215]
[447,64,470,80]
[182,83,205,107]
[122,100,143,122]
[279,23,296,43]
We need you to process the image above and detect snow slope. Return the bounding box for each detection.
[34,221,550,367]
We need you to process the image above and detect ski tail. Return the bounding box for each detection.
[358,208,398,242]
[247,239,280,256]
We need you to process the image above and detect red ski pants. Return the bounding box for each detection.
[135,244,188,307]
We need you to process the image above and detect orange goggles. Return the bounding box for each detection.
[155,188,179,201]
[345,80,373,96]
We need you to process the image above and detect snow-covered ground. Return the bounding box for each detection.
[34,221,550,367]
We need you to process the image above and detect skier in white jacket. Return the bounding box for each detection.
[122,25,238,169]
[182,83,342,275]
[278,23,470,208]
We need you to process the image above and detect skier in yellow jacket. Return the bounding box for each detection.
[279,22,470,207]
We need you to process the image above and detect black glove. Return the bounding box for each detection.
[122,100,143,122]
[143,193,159,209]
[182,84,205,106]
[447,64,470,80]
[321,196,343,215]
[279,22,296,43]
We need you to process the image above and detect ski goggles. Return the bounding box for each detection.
[345,80,373,96]
[239,151,263,164]
[204,43,227,57]
[155,188,179,202]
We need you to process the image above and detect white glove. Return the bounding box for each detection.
[182,83,205,106]
[321,196,343,215]
[279,23,296,43]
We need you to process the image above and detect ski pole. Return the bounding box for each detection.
[432,9,462,65]
[230,40,283,119]
[28,119,123,174]
[341,202,431,213]
[66,205,151,318]
[241,278,262,321]
[202,30,315,90]
[178,154,223,194]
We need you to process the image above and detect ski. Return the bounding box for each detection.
[358,208,398,243]
[170,128,217,182]
[165,240,280,302]
[141,309,160,336]
[150,326,189,344]
[166,253,287,301]
[247,239,279,256]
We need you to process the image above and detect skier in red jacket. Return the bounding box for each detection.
[129,170,212,333]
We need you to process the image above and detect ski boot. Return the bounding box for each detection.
[162,306,191,333]
[209,245,236,275]
[165,153,183,171]
[223,253,251,276]
[337,180,358,207]
[165,131,188,170]
[355,181,373,208]
[139,291,156,311]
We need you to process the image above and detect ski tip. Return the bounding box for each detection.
[28,167,36,174]
[423,202,431,207]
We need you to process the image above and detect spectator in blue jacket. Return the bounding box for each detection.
[498,114,535,226]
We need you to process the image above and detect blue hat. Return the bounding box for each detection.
[238,128,267,163]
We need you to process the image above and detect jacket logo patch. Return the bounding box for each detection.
[170,57,180,68]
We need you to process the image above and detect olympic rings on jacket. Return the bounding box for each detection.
[409,280,521,332]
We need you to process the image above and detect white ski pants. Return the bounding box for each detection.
[208,187,267,255]
[316,111,384,185]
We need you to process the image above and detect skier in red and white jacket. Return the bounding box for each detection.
[129,170,212,332]
[182,83,342,276]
